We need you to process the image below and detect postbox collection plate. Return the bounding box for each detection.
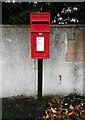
[36,37,44,52]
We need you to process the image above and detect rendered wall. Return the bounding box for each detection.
[0,25,84,98]
[43,26,84,96]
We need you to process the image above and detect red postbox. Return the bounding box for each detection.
[30,12,50,59]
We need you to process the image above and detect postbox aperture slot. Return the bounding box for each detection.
[32,21,48,24]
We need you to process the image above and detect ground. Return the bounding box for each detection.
[2,94,85,120]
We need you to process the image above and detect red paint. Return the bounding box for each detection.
[30,12,50,59]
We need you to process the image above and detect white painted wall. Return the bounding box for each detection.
[2,26,38,98]
[0,25,83,98]
[43,27,83,96]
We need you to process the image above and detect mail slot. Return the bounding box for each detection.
[30,12,50,59]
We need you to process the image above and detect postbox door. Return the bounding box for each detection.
[31,33,49,58]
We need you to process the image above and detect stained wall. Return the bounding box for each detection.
[0,25,84,98]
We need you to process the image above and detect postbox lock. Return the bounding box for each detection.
[39,33,42,36]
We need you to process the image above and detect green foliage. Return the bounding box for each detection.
[2,2,84,24]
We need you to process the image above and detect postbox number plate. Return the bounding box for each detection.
[36,37,44,52]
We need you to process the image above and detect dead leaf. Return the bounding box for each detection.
[50,107,57,114]
[48,102,53,107]
[69,104,74,110]
[45,110,50,119]
[67,111,75,116]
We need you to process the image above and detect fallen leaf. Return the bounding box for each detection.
[48,102,53,107]
[45,110,50,119]
[50,107,57,114]
[69,104,74,110]
[67,111,75,116]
